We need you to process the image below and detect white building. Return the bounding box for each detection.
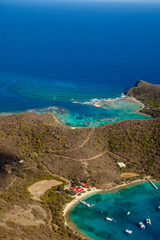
[117,162,126,168]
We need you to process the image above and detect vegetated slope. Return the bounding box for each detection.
[0,113,91,240]
[0,113,120,186]
[0,81,160,240]
[125,80,160,117]
[0,112,160,185]
[94,118,160,179]
[0,115,160,240]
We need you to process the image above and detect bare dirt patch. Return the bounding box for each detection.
[121,172,139,178]
[0,204,47,227]
[28,179,62,201]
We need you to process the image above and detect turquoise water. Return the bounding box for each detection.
[0,2,160,126]
[31,97,149,127]
[69,182,160,240]
[0,73,149,127]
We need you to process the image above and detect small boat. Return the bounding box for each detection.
[146,218,152,225]
[139,222,145,229]
[126,211,131,215]
[125,229,133,234]
[158,206,160,210]
[106,217,114,221]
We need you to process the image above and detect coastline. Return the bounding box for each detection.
[93,95,151,118]
[93,95,144,110]
[63,188,102,218]
[0,94,150,128]
[63,188,102,240]
[63,179,146,239]
[126,96,145,110]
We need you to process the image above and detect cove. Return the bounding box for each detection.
[68,182,160,240]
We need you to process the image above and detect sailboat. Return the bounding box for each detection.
[146,218,152,225]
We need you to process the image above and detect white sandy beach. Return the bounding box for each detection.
[63,179,145,220]
[93,95,145,110]
[63,188,102,218]
[63,179,146,240]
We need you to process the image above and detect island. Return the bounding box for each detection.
[0,81,160,240]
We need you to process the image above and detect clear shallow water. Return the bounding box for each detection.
[69,182,160,240]
[0,2,160,126]
[30,97,148,127]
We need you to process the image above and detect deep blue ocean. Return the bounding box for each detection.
[69,182,160,240]
[0,1,160,126]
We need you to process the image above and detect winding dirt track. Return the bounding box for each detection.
[0,176,17,195]
[0,124,145,231]
[41,162,70,185]
[108,151,145,173]
[49,150,108,162]
[53,127,95,153]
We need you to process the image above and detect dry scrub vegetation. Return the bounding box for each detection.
[0,81,160,239]
[125,80,160,117]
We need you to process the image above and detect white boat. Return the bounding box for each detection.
[146,218,152,225]
[106,217,114,221]
[158,206,160,210]
[126,211,131,215]
[125,229,133,234]
[139,222,145,229]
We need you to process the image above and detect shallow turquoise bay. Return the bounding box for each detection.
[34,97,149,127]
[69,182,160,240]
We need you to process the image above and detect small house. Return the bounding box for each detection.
[117,162,126,168]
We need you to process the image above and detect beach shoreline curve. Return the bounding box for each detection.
[63,179,146,239]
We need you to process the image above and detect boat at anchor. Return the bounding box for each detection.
[105,217,114,221]
[146,218,152,225]
[139,222,145,229]
[125,229,133,234]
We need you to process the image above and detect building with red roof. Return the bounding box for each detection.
[71,186,84,194]
[80,182,90,188]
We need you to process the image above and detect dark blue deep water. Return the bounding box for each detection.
[0,1,160,126]
[69,182,160,240]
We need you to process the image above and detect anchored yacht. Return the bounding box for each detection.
[125,229,133,234]
[105,217,114,221]
[146,218,152,225]
[139,222,145,229]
